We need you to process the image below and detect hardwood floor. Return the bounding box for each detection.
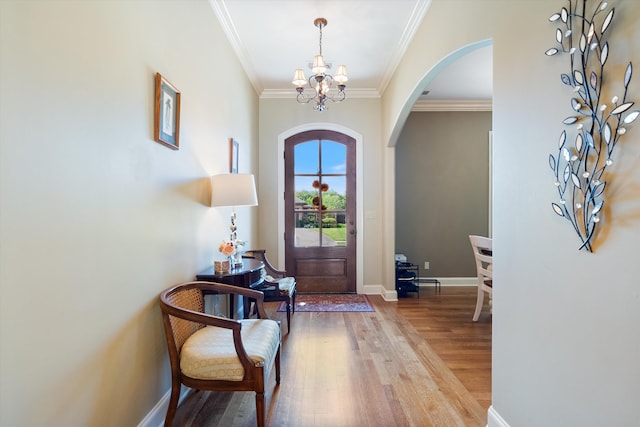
[171,286,492,427]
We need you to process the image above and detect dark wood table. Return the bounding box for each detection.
[196,259,265,319]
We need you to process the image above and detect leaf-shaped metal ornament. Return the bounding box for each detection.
[601,8,614,34]
[572,173,581,188]
[591,181,606,198]
[623,110,640,124]
[603,123,612,144]
[575,133,583,152]
[552,203,565,217]
[592,201,604,215]
[571,98,582,111]
[601,42,608,66]
[587,23,595,43]
[611,102,634,115]
[556,28,563,43]
[580,34,587,53]
[558,130,567,148]
[585,131,594,148]
[546,2,633,252]
[573,70,584,85]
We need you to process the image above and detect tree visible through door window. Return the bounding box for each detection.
[294,140,347,248]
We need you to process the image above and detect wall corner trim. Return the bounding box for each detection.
[487,405,510,427]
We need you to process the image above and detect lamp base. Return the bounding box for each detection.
[232,251,243,267]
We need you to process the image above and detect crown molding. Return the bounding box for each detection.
[209,0,263,95]
[412,99,492,112]
[378,0,432,95]
[260,88,381,99]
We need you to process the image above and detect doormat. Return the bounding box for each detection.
[278,294,374,312]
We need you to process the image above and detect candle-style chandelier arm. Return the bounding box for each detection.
[291,17,348,111]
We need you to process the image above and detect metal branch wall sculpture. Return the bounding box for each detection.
[545,0,639,252]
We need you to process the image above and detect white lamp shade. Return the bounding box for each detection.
[292,69,307,86]
[312,55,327,74]
[334,65,348,83]
[211,174,258,207]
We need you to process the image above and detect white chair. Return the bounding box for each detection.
[469,235,493,322]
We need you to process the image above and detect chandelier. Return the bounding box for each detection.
[292,18,348,111]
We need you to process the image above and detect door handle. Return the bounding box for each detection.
[350,229,356,235]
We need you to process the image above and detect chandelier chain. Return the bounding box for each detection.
[318,22,323,58]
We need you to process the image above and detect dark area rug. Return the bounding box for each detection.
[278,294,374,312]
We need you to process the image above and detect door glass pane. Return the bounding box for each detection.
[294,176,321,247]
[294,141,318,174]
[319,176,347,246]
[321,140,346,174]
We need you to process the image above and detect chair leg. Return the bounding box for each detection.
[285,299,291,333]
[164,380,181,427]
[473,286,485,322]
[255,391,266,427]
[275,345,281,385]
[292,291,296,313]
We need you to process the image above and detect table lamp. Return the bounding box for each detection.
[211,173,258,265]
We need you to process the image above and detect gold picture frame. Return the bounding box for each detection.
[154,73,181,150]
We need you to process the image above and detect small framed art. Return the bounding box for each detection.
[230,138,239,173]
[154,72,181,150]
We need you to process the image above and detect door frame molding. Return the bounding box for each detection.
[277,123,364,293]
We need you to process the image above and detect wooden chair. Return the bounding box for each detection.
[468,235,493,322]
[159,281,281,427]
[243,249,296,333]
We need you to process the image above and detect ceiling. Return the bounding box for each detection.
[210,0,492,107]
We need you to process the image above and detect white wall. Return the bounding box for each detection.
[0,1,258,425]
[384,0,640,425]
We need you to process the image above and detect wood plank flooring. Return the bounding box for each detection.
[171,286,492,427]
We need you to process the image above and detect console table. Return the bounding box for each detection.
[196,259,265,319]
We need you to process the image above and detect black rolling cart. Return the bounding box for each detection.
[395,261,420,298]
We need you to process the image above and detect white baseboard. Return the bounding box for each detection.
[137,386,191,427]
[361,278,476,301]
[418,277,476,287]
[487,405,510,427]
[361,283,399,301]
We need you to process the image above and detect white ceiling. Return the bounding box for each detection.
[210,0,492,105]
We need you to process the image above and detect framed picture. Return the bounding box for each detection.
[154,72,181,150]
[230,138,239,173]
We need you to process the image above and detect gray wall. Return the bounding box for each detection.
[396,111,491,277]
